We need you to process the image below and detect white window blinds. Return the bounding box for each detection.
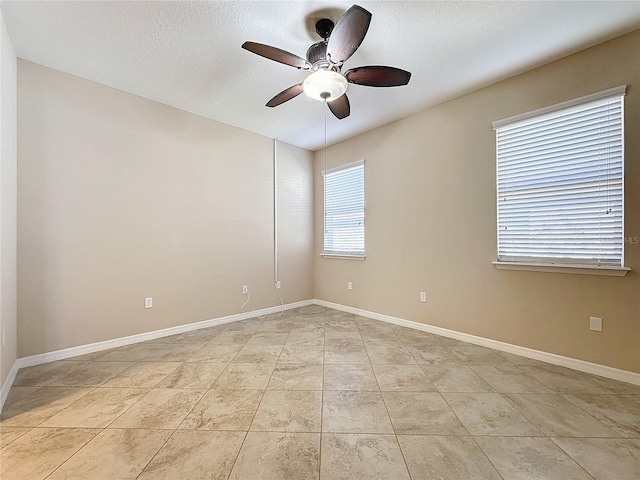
[323,160,365,257]
[493,86,625,268]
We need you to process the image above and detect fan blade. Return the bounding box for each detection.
[266,84,304,107]
[345,66,411,87]
[326,5,372,64]
[327,94,350,119]
[242,42,309,70]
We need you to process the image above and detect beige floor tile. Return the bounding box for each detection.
[398,435,502,480]
[325,319,358,331]
[321,433,410,480]
[361,332,405,346]
[68,349,119,362]
[495,351,554,367]
[180,388,263,430]
[137,430,246,480]
[6,315,638,479]
[141,342,207,362]
[285,331,325,346]
[251,390,322,432]
[157,362,226,389]
[322,391,394,433]
[475,436,594,480]
[40,388,147,428]
[96,343,166,362]
[325,331,362,345]
[12,361,83,387]
[170,326,225,343]
[356,317,394,331]
[406,345,465,365]
[208,331,253,345]
[0,386,93,427]
[278,344,324,363]
[327,311,356,321]
[470,365,555,393]
[324,364,379,391]
[186,343,242,362]
[228,431,320,480]
[551,437,640,480]
[563,393,640,437]
[268,364,323,390]
[372,364,437,392]
[49,361,135,386]
[298,305,325,315]
[289,318,325,331]
[423,365,494,392]
[246,331,289,345]
[214,363,276,389]
[101,361,181,388]
[2,385,37,406]
[324,343,370,364]
[391,327,440,345]
[449,345,513,365]
[583,374,640,394]
[0,426,31,448]
[364,344,416,364]
[109,388,205,429]
[443,392,542,436]
[232,344,283,363]
[504,393,619,437]
[223,318,263,333]
[47,428,171,480]
[383,391,466,435]
[256,318,294,332]
[0,427,98,480]
[519,364,611,393]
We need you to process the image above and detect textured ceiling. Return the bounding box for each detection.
[2,1,640,151]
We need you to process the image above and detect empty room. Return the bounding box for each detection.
[0,1,639,479]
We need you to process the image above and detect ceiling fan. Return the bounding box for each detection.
[242,4,411,119]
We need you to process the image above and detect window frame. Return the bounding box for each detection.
[492,86,630,276]
[321,159,366,259]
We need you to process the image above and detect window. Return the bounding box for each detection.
[322,160,365,257]
[493,86,626,271]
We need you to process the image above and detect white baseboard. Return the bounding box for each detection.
[15,299,312,371]
[314,299,640,386]
[5,296,638,405]
[0,361,19,412]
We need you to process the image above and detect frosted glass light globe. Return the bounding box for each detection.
[303,70,348,101]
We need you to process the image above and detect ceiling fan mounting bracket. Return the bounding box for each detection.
[315,18,335,40]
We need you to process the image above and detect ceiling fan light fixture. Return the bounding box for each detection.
[302,69,348,102]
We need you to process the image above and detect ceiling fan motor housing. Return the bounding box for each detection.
[306,41,329,66]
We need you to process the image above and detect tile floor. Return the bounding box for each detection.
[1,306,639,479]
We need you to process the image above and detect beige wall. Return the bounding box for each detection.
[314,30,640,374]
[18,61,313,357]
[0,11,17,391]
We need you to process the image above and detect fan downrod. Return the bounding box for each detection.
[315,18,334,40]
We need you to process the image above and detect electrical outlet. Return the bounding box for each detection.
[242,285,248,294]
[276,281,281,289]
[589,316,603,332]
[144,297,153,309]
[420,292,427,302]
[347,282,353,290]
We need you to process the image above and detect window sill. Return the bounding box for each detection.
[321,253,366,260]
[493,261,630,277]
